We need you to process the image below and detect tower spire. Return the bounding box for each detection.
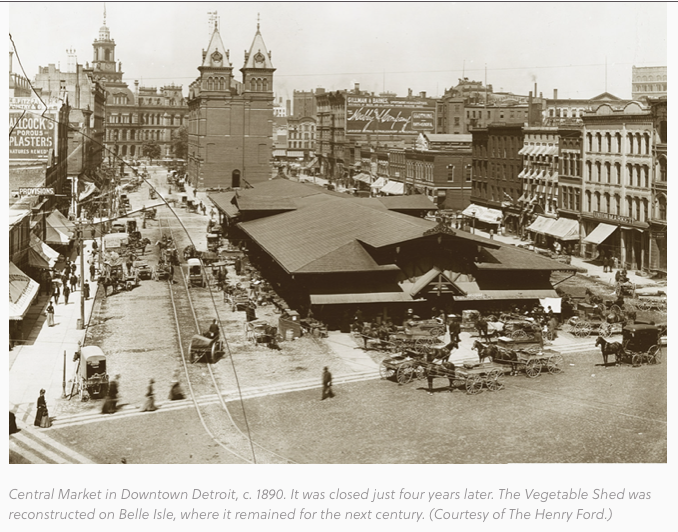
[103,2,107,25]
[257,13,260,31]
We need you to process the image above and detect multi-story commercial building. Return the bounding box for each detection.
[83,12,188,164]
[580,101,653,270]
[542,90,630,126]
[470,124,524,232]
[187,20,275,189]
[33,52,107,215]
[632,66,667,100]
[518,127,561,217]
[648,97,667,274]
[317,84,437,180]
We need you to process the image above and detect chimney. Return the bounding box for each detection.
[419,91,426,98]
[407,88,413,98]
[553,88,558,100]
[534,82,537,97]
[354,82,360,93]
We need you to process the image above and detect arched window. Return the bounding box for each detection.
[563,154,570,176]
[105,49,110,61]
[595,161,601,182]
[587,133,593,151]
[615,133,622,153]
[626,164,633,185]
[614,162,621,185]
[130,145,136,156]
[604,193,610,213]
[595,132,602,152]
[627,133,634,154]
[594,191,601,212]
[644,134,650,154]
[586,160,592,181]
[634,197,641,221]
[657,195,667,220]
[605,133,612,152]
[642,198,649,222]
[605,162,611,183]
[263,78,269,91]
[626,196,633,217]
[614,194,621,215]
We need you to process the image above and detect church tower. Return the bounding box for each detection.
[241,18,275,93]
[198,19,233,94]
[187,14,275,190]
[91,6,123,83]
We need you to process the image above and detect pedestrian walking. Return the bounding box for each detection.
[448,315,461,343]
[534,325,544,351]
[83,282,90,300]
[34,389,51,428]
[70,273,78,292]
[102,375,120,414]
[193,188,197,198]
[169,370,185,401]
[613,256,619,270]
[140,379,157,412]
[321,367,335,400]
[46,302,55,327]
[52,283,60,305]
[9,411,19,434]
[89,262,96,282]
[70,263,77,275]
[63,283,70,305]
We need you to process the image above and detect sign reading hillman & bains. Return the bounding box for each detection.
[346,96,435,134]
[9,98,60,161]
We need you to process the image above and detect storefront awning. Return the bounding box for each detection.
[9,262,40,320]
[461,204,502,225]
[518,168,528,178]
[527,215,557,234]
[380,181,405,195]
[302,157,319,169]
[371,177,387,190]
[353,173,372,184]
[79,182,98,202]
[583,222,617,245]
[518,145,530,156]
[310,292,414,305]
[544,217,579,241]
[28,234,60,268]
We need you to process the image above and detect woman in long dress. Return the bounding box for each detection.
[46,302,55,327]
[102,375,119,414]
[34,389,50,427]
[140,379,157,412]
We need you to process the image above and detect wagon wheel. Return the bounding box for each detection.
[545,328,557,341]
[646,345,661,365]
[414,337,435,349]
[574,321,592,338]
[524,358,542,378]
[631,353,642,367]
[465,374,484,394]
[609,304,622,317]
[510,329,528,340]
[415,364,427,381]
[429,326,445,337]
[546,354,564,375]
[598,321,612,338]
[637,299,651,311]
[379,363,395,380]
[485,369,504,391]
[396,364,415,384]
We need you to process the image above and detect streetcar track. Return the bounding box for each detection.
[158,207,296,464]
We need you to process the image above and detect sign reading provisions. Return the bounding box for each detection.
[18,187,55,196]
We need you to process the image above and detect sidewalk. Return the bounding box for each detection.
[9,240,100,425]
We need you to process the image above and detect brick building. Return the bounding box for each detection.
[83,12,188,164]
[187,21,275,189]
[648,97,667,274]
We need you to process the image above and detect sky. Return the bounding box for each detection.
[7,2,668,104]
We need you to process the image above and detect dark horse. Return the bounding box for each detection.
[472,340,498,364]
[425,349,456,394]
[595,336,624,366]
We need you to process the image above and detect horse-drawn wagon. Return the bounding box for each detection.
[188,334,224,363]
[476,340,564,378]
[73,346,109,401]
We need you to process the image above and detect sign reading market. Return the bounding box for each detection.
[346,96,435,135]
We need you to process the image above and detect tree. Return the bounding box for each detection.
[141,141,162,163]
[171,124,188,160]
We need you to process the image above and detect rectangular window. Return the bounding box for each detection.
[447,166,455,182]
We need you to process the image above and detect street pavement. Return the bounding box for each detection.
[9,165,666,464]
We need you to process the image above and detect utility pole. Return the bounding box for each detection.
[78,221,85,329]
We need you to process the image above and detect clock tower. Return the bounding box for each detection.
[91,7,123,83]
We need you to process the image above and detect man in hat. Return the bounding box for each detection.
[448,315,461,343]
[321,367,334,400]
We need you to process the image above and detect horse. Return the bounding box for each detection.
[472,340,498,364]
[425,350,457,394]
[595,336,624,366]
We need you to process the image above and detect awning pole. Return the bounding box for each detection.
[552,270,576,287]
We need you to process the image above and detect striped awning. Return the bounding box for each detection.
[9,262,40,320]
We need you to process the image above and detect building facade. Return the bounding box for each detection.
[187,21,275,189]
[83,13,188,164]
[648,97,667,274]
[632,66,667,100]
[580,102,653,270]
[471,124,524,231]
